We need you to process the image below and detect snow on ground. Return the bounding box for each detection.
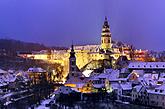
[36,105,50,109]
[36,99,52,109]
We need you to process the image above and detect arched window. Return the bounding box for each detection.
[104,39,106,43]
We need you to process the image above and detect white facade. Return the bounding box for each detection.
[148,84,165,108]
[54,86,73,94]
[128,62,165,69]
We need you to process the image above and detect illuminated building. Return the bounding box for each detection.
[128,62,165,73]
[27,67,48,85]
[18,17,147,79]
[65,45,84,88]
[101,17,112,51]
[133,49,149,61]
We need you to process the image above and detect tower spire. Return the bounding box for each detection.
[70,44,75,58]
[71,44,74,51]
[103,16,109,29]
[105,16,107,21]
[69,43,77,78]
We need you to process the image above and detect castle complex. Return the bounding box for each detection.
[18,17,150,77]
[69,17,131,69]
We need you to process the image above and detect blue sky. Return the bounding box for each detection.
[0,0,165,51]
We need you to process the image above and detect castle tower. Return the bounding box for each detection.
[69,44,77,77]
[101,17,112,51]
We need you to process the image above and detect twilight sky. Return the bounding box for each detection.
[0,0,165,51]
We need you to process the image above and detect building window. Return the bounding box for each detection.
[160,90,164,93]
[71,61,75,65]
[72,67,75,71]
[104,39,106,43]
[72,73,74,76]
[156,65,158,67]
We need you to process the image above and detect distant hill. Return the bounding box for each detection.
[0,39,48,52]
[0,39,68,52]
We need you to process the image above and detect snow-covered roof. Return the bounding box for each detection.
[120,68,128,74]
[0,73,17,84]
[132,70,144,76]
[133,85,142,92]
[128,62,165,69]
[143,73,158,80]
[54,86,74,94]
[71,88,80,92]
[159,73,165,78]
[82,70,94,77]
[99,69,120,81]
[76,83,85,88]
[93,84,104,88]
[0,69,7,74]
[89,69,120,82]
[65,77,88,86]
[73,44,100,51]
[2,92,14,99]
[139,74,158,86]
[158,78,165,82]
[120,82,132,90]
[8,70,15,73]
[36,99,51,109]
[27,67,46,73]
[147,84,165,95]
[111,83,120,90]
[89,76,100,81]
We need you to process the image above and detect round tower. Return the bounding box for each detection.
[101,17,112,51]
